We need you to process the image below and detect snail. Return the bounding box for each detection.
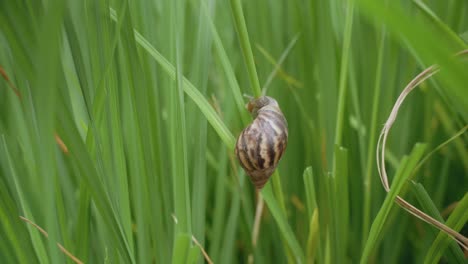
[235,96,288,189]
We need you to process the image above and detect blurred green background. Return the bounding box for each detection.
[0,0,467,263]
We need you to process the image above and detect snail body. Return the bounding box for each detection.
[235,96,288,189]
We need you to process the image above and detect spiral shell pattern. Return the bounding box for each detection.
[235,96,288,189]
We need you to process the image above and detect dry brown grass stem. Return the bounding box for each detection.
[376,50,468,250]
[19,216,84,264]
[192,235,213,264]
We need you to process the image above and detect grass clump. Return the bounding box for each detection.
[0,0,467,263]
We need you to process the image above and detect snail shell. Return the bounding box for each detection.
[235,96,288,189]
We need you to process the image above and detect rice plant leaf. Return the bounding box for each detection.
[306,208,320,264]
[261,184,305,263]
[303,166,317,219]
[332,146,349,264]
[123,19,236,150]
[229,0,262,97]
[355,0,468,120]
[172,233,191,264]
[56,100,135,263]
[424,193,468,264]
[413,0,466,49]
[0,137,48,264]
[200,0,250,125]
[361,143,427,263]
[411,182,465,263]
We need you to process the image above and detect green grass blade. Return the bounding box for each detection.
[261,184,305,263]
[303,167,317,219]
[361,143,427,263]
[306,208,320,264]
[201,1,250,125]
[126,23,236,149]
[229,0,262,97]
[424,193,468,264]
[411,182,465,263]
[332,146,349,264]
[0,137,48,264]
[170,0,191,237]
[413,0,466,49]
[172,233,191,264]
[362,24,386,246]
[56,101,135,263]
[355,0,468,120]
[333,0,354,147]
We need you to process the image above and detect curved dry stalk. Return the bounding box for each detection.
[20,216,84,264]
[376,50,468,250]
[395,197,468,249]
[376,65,440,191]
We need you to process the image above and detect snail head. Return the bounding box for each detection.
[246,96,279,117]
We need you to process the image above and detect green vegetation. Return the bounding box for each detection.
[0,0,467,263]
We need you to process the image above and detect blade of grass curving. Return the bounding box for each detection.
[355,0,468,120]
[374,49,468,252]
[413,0,466,49]
[122,20,236,149]
[261,184,305,263]
[424,193,468,264]
[411,182,465,263]
[56,99,134,263]
[361,143,427,263]
[200,0,250,125]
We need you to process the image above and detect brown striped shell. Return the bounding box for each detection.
[235,96,288,189]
